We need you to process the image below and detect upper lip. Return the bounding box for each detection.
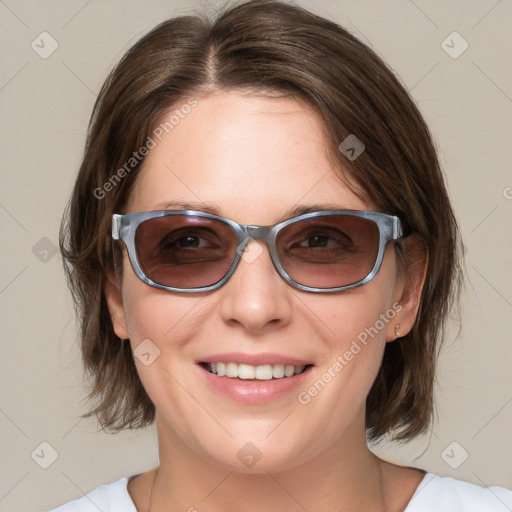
[198,352,313,366]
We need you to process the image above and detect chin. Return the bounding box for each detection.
[193,430,315,475]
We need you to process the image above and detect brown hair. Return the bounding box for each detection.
[60,0,462,440]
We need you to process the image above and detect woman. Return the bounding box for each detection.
[53,0,511,510]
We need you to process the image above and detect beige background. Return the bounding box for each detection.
[0,1,511,510]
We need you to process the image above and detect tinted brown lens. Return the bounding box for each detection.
[276,216,380,288]
[135,215,237,288]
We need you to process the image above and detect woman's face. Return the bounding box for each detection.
[108,90,411,472]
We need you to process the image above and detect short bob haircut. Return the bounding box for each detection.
[60,0,462,441]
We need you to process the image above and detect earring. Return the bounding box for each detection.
[395,324,400,338]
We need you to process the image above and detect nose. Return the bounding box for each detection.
[218,239,293,334]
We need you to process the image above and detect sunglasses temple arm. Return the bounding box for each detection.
[393,217,403,239]
[112,214,122,240]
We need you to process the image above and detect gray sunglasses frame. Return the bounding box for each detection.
[112,209,403,294]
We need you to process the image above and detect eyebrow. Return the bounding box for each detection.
[153,201,355,221]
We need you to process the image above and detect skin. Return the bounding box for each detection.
[106,90,428,511]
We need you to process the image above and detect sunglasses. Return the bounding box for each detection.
[111,209,403,293]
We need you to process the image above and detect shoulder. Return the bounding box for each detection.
[406,473,512,512]
[46,476,136,512]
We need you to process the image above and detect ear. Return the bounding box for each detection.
[104,273,129,340]
[386,235,428,341]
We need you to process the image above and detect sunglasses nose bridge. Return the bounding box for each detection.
[242,225,273,243]
[235,225,276,261]
[233,224,281,282]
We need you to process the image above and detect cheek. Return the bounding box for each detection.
[122,285,207,352]
[291,294,398,453]
[298,250,400,406]
[119,276,206,406]
[119,252,203,344]
[309,270,397,359]
[310,290,394,390]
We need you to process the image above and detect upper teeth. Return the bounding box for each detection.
[208,362,306,380]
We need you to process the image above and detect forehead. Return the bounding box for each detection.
[126,90,370,222]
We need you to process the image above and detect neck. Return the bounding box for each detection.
[146,418,406,512]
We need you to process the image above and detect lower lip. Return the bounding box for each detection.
[199,365,313,404]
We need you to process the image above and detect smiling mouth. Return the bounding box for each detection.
[201,362,313,380]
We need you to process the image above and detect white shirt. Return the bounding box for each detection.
[48,472,512,511]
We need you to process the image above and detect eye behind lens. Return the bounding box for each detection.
[276,215,380,289]
[135,214,239,289]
